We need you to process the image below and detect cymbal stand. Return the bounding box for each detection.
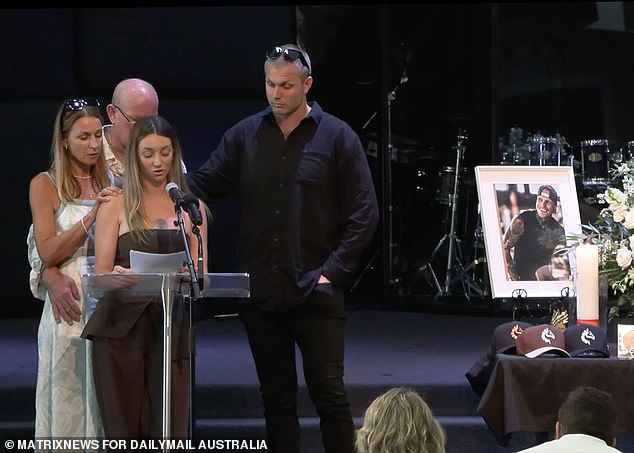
[403,131,468,299]
[442,132,466,294]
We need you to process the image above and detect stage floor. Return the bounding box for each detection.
[2,308,633,452]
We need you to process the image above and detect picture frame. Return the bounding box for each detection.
[474,165,582,299]
[617,324,634,360]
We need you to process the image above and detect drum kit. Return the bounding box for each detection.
[500,132,631,203]
[501,133,573,167]
[384,129,489,301]
[362,124,633,301]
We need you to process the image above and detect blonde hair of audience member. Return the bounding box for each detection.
[356,387,446,453]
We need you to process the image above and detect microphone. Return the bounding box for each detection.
[398,42,412,85]
[165,182,203,226]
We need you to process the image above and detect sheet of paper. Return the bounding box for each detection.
[129,249,187,273]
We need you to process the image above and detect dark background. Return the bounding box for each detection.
[5,5,634,317]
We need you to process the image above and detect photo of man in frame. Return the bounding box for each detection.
[496,183,568,282]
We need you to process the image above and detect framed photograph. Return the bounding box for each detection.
[474,165,582,298]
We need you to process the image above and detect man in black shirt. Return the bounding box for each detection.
[186,43,379,453]
[502,184,566,281]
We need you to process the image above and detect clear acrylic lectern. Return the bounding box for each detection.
[82,272,250,440]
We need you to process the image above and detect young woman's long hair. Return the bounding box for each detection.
[123,115,190,244]
[355,387,446,453]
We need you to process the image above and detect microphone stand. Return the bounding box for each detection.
[356,56,409,298]
[385,64,409,288]
[189,223,204,440]
[194,225,204,292]
[174,206,201,301]
[173,205,202,440]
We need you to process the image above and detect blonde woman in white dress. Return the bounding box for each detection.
[28,98,121,441]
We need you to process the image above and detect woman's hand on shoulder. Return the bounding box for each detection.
[89,186,122,223]
[96,185,122,203]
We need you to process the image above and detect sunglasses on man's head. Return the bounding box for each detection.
[63,98,101,113]
[266,47,311,75]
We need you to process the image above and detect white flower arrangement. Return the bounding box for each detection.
[586,160,634,319]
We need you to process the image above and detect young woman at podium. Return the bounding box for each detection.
[83,115,208,439]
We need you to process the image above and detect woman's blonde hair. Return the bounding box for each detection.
[49,99,110,201]
[355,387,446,453]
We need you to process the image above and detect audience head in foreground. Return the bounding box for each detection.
[516,385,621,452]
[355,387,446,453]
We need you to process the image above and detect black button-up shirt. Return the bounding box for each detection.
[186,102,379,309]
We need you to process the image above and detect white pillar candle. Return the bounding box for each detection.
[575,244,599,325]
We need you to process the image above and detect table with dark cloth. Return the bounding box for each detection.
[477,351,634,446]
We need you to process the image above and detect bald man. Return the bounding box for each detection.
[28,79,160,324]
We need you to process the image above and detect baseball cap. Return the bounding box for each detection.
[537,184,558,204]
[516,324,570,358]
[492,321,533,354]
[564,324,609,358]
